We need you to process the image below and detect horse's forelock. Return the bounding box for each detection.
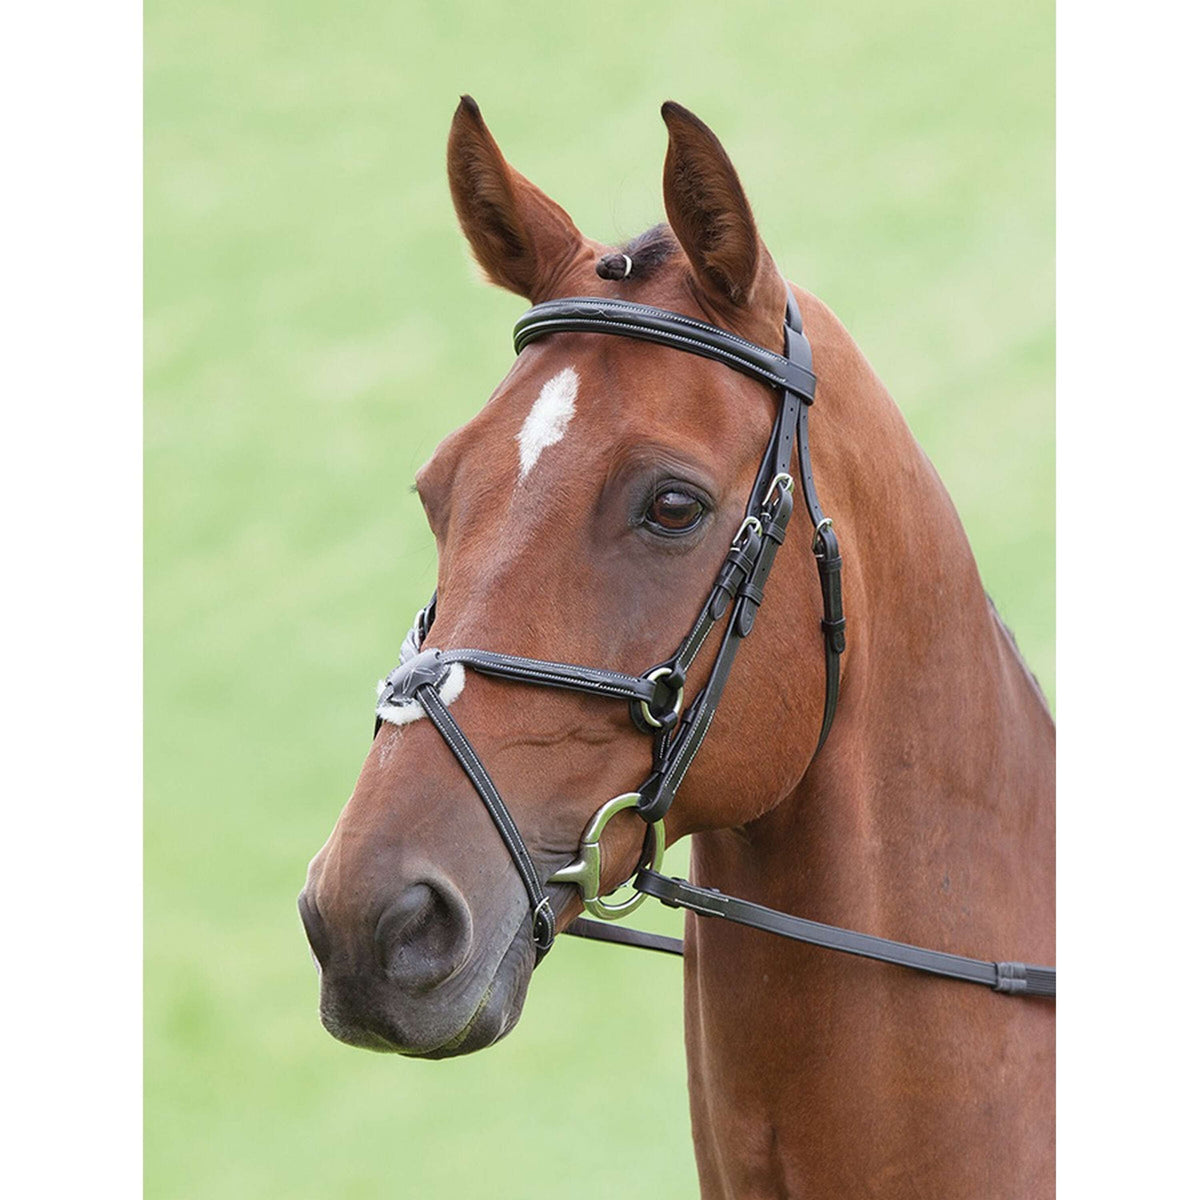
[595,224,681,282]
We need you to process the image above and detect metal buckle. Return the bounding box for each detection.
[531,896,556,951]
[731,515,763,550]
[637,665,685,731]
[811,516,834,553]
[548,792,666,920]
[765,472,794,511]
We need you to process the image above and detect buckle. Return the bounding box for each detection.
[765,472,794,512]
[531,896,556,952]
[731,515,763,550]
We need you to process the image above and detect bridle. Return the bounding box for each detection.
[373,292,1056,1000]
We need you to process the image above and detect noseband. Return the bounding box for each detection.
[373,293,1055,999]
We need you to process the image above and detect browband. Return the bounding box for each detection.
[514,297,817,401]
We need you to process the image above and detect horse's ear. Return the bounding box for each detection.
[447,96,584,301]
[660,102,779,314]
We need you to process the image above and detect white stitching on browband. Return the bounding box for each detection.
[523,301,781,358]
[523,317,789,388]
[447,650,647,698]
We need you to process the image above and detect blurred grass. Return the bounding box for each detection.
[145,1,1052,1196]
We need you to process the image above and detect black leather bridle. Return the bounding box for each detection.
[373,292,1055,1000]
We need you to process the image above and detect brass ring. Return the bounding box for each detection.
[547,792,666,920]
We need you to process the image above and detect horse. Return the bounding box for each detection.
[299,97,1055,1198]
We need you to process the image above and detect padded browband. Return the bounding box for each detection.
[513,297,818,402]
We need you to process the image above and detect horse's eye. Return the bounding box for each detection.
[646,488,706,534]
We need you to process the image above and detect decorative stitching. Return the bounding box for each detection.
[419,691,545,906]
[518,316,790,388]
[443,649,652,700]
[518,298,779,357]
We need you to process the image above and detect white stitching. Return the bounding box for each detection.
[443,650,651,700]
[665,704,716,791]
[515,304,807,391]
[521,317,788,388]
[419,692,544,896]
[526,300,774,356]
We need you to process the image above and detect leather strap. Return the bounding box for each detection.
[564,917,683,957]
[514,298,817,399]
[632,870,1056,997]
[559,874,1056,1000]
[441,648,661,706]
[412,683,556,959]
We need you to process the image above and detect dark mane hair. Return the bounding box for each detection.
[595,223,680,280]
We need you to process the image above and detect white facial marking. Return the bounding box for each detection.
[375,663,466,729]
[517,367,578,481]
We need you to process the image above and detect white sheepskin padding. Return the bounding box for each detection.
[517,366,578,481]
[375,662,466,728]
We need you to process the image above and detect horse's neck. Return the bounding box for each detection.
[683,299,1054,1199]
[699,373,1053,940]
[766,312,1052,950]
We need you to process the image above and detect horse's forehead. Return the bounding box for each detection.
[515,365,580,483]
[467,338,765,483]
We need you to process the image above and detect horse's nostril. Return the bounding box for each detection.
[297,890,330,970]
[375,879,472,990]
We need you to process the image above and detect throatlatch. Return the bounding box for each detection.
[373,292,1054,999]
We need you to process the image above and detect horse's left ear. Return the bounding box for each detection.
[447,96,585,301]
[660,102,783,318]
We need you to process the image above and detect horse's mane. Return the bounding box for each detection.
[987,593,1051,712]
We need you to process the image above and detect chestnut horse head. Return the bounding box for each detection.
[299,97,829,1052]
[300,99,1054,1193]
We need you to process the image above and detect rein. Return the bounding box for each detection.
[373,293,1055,999]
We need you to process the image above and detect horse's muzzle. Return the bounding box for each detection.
[297,877,535,1057]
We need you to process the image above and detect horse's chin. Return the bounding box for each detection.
[318,915,536,1059]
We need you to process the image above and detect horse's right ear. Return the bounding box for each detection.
[447,96,584,302]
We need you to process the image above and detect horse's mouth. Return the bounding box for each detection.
[316,911,537,1059]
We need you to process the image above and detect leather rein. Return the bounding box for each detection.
[373,293,1056,1000]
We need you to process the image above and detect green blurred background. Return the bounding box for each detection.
[145,1,1052,1196]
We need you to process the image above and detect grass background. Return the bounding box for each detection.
[145,2,1053,1196]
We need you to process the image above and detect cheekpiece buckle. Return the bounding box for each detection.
[731,515,764,550]
[765,472,795,512]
